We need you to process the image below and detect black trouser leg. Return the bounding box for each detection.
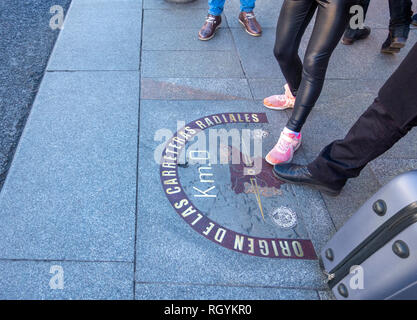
[274,0,317,97]
[286,0,354,132]
[389,0,412,38]
[308,42,417,189]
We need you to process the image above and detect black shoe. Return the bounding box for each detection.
[272,163,342,197]
[341,26,371,45]
[381,31,407,54]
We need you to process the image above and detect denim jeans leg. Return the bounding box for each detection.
[389,0,412,37]
[240,0,256,12]
[208,0,226,15]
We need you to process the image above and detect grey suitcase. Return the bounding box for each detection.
[320,170,417,300]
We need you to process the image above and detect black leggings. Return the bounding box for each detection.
[274,0,356,132]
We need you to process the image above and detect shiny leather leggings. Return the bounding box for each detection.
[274,0,356,132]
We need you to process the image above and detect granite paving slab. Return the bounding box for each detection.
[48,0,142,71]
[370,159,417,187]
[0,71,138,261]
[135,283,319,300]
[141,78,252,100]
[144,0,208,9]
[232,26,416,80]
[0,260,133,300]
[144,8,227,30]
[143,27,235,51]
[142,50,244,78]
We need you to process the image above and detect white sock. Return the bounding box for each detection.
[283,127,300,137]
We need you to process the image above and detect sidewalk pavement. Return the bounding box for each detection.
[0,0,416,299]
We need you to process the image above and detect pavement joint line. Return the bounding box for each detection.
[139,76,254,79]
[47,70,140,72]
[134,281,326,292]
[0,258,133,264]
[133,3,145,301]
[142,50,235,52]
[225,13,249,82]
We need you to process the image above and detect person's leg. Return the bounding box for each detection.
[273,0,317,97]
[381,0,412,53]
[238,0,262,37]
[263,0,317,111]
[240,0,255,12]
[264,0,318,165]
[388,0,412,37]
[307,42,417,189]
[342,0,371,45]
[208,0,226,16]
[199,0,224,41]
[286,0,354,133]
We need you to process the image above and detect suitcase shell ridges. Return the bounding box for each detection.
[333,224,417,300]
[321,170,417,271]
[320,170,417,300]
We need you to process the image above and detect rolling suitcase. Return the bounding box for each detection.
[320,170,417,300]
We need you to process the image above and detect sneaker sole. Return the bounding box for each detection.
[263,103,294,111]
[265,138,302,166]
[271,169,341,197]
[381,39,406,54]
[198,23,221,41]
[390,41,406,49]
[381,46,401,54]
[238,19,262,37]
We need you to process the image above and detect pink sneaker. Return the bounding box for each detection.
[265,131,302,165]
[263,84,296,110]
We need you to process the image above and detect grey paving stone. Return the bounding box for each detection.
[48,0,142,71]
[233,26,416,80]
[142,51,244,78]
[224,0,284,29]
[248,78,287,101]
[230,27,283,79]
[141,78,252,100]
[0,71,138,261]
[135,283,319,300]
[363,0,389,29]
[321,167,381,230]
[0,261,133,300]
[326,29,417,80]
[364,1,417,29]
[144,8,227,30]
[136,100,334,289]
[318,290,335,300]
[300,79,382,161]
[143,27,235,51]
[378,128,417,160]
[370,159,417,187]
[144,0,208,9]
